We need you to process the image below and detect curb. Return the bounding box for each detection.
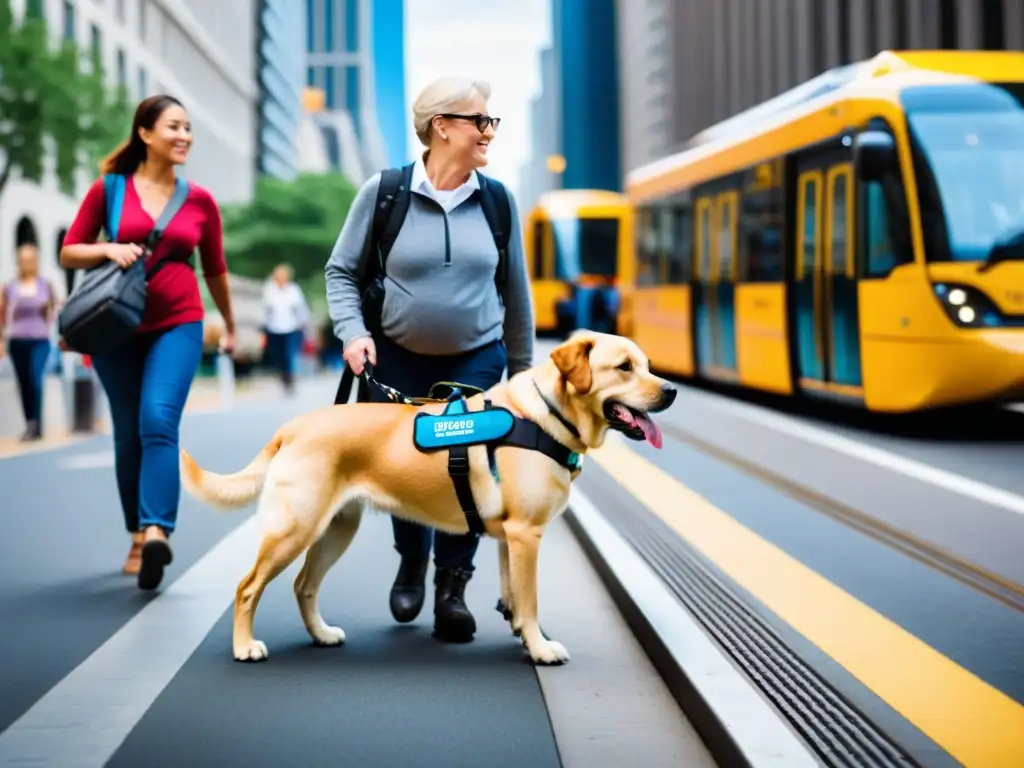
[564,486,820,768]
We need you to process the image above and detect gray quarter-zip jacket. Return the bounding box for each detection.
[325,171,535,377]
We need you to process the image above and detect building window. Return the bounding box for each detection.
[90,23,101,59]
[116,0,125,22]
[26,0,44,18]
[138,66,147,99]
[324,67,336,109]
[345,0,358,52]
[116,48,126,89]
[346,65,360,130]
[306,0,316,51]
[324,0,334,51]
[62,1,75,40]
[138,0,147,41]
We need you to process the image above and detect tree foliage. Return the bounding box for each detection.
[221,172,359,287]
[0,0,130,201]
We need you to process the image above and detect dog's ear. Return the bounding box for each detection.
[551,336,595,394]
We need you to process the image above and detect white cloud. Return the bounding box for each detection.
[403,0,552,201]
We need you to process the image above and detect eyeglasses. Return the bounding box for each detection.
[437,113,501,133]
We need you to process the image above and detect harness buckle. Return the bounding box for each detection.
[448,453,470,476]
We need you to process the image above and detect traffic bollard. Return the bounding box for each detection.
[71,355,96,433]
[217,352,235,410]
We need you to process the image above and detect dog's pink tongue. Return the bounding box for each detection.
[637,413,663,449]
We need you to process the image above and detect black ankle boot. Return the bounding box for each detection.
[433,567,476,643]
[389,556,428,623]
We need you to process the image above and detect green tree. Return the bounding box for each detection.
[221,171,359,295]
[0,0,50,195]
[0,0,130,201]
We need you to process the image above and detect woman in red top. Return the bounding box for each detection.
[61,94,236,590]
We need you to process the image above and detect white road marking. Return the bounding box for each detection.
[0,515,261,768]
[700,393,1024,517]
[57,450,115,470]
[568,487,819,767]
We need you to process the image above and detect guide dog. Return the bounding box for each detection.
[179,331,676,664]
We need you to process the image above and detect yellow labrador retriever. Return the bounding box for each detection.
[179,331,676,665]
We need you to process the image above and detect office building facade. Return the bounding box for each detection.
[1,0,259,291]
[256,0,307,181]
[616,0,1024,179]
[305,0,405,182]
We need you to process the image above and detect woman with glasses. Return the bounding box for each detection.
[325,77,534,644]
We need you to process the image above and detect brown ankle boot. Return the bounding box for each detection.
[122,533,143,575]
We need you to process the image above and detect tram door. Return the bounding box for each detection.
[694,192,739,378]
[794,162,863,394]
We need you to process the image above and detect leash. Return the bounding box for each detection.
[358,353,484,406]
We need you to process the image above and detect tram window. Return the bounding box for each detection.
[670,206,693,283]
[637,207,658,286]
[698,201,713,282]
[718,196,735,281]
[531,221,545,279]
[830,173,849,274]
[741,186,784,282]
[863,181,897,277]
[656,205,674,283]
[801,178,818,278]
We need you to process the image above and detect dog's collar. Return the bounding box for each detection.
[531,378,581,441]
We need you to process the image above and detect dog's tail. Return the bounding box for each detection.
[180,435,283,511]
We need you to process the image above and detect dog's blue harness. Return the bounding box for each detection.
[361,364,581,535]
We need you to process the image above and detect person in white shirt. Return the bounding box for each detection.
[262,263,310,393]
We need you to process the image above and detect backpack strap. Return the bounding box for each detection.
[477,175,512,292]
[367,163,415,283]
[103,174,127,242]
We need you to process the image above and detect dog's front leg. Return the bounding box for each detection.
[505,520,570,665]
[495,539,515,626]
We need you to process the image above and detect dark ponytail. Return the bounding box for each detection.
[98,94,184,176]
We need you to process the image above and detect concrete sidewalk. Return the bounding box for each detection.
[0,369,328,459]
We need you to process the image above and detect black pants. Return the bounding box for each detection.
[8,338,50,428]
[369,334,508,571]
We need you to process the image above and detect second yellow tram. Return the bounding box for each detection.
[525,189,633,336]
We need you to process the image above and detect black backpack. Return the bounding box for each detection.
[335,163,512,405]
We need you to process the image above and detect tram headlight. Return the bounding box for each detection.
[932,283,1003,328]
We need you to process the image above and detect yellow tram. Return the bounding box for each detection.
[622,50,1024,413]
[525,189,633,335]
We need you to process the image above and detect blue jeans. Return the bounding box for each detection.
[265,330,301,379]
[92,321,203,533]
[370,334,508,571]
[8,338,50,428]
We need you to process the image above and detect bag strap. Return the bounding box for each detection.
[477,175,512,292]
[143,177,192,279]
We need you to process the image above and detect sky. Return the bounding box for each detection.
[403,0,552,202]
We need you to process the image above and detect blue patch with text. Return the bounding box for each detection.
[414,399,516,452]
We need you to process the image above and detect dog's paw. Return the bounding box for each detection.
[311,624,346,647]
[234,639,269,662]
[529,639,570,666]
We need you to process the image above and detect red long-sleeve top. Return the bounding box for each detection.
[63,175,227,334]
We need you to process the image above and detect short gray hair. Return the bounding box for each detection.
[412,77,492,147]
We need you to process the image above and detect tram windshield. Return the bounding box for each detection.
[551,218,620,279]
[904,82,1024,263]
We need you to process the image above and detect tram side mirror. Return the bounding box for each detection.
[854,130,897,182]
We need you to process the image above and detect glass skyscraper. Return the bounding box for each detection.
[256,0,307,180]
[305,0,407,175]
